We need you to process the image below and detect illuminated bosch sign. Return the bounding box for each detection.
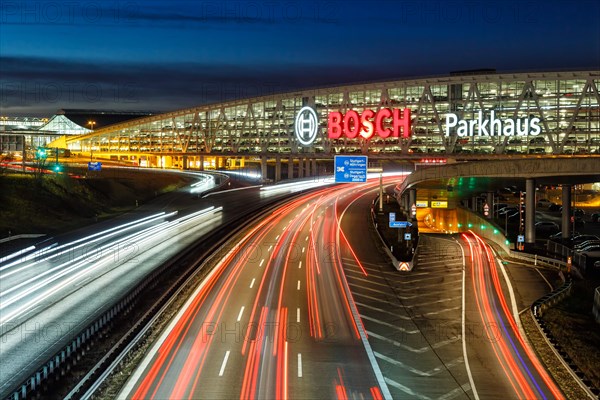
[328,108,411,140]
[294,106,319,146]
[445,111,541,137]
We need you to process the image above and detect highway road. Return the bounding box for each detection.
[121,180,392,399]
[459,232,563,400]
[121,178,565,400]
[0,172,334,398]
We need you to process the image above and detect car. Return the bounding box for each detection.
[575,246,600,258]
[536,198,555,208]
[498,206,519,216]
[572,235,600,246]
[493,203,509,212]
[547,203,561,212]
[549,231,579,242]
[574,241,600,251]
[529,137,546,145]
[535,221,560,232]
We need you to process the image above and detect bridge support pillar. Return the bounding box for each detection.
[199,155,204,171]
[275,156,281,182]
[525,178,536,248]
[298,158,304,178]
[312,159,317,179]
[305,158,311,177]
[562,184,572,239]
[471,196,478,212]
[288,157,294,179]
[260,156,268,182]
[182,155,188,170]
[408,189,416,220]
[486,192,494,219]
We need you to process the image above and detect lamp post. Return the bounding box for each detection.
[88,121,96,161]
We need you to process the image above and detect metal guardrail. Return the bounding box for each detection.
[532,279,572,318]
[0,234,46,244]
[546,240,589,274]
[507,250,568,271]
[531,281,599,399]
[5,191,309,400]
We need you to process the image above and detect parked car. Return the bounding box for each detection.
[574,241,600,251]
[537,198,555,208]
[493,203,508,212]
[575,245,600,258]
[535,221,560,233]
[547,203,561,212]
[498,206,519,216]
[572,235,600,246]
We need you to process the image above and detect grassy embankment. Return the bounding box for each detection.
[0,169,192,236]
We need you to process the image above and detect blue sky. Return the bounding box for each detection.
[1,0,599,116]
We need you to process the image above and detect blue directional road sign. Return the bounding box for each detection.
[390,220,412,228]
[88,162,102,171]
[334,155,367,183]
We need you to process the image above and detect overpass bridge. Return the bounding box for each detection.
[394,157,600,247]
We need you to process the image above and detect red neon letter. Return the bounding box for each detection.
[328,112,343,139]
[375,108,392,138]
[344,110,360,139]
[393,108,411,138]
[360,109,375,139]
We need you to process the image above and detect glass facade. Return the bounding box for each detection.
[67,71,600,159]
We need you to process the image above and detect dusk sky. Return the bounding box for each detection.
[1,0,599,116]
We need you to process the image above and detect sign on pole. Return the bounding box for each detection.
[334,155,367,183]
[389,212,396,222]
[390,220,412,228]
[88,162,102,171]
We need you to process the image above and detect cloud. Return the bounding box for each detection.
[0,1,339,28]
[0,55,412,116]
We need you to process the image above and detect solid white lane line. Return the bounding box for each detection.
[298,261,302,269]
[259,259,264,267]
[298,353,303,377]
[297,280,301,290]
[237,306,245,322]
[250,278,256,288]
[297,307,300,323]
[219,351,230,376]
[455,237,480,400]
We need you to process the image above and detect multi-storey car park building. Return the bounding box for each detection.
[55,70,600,180]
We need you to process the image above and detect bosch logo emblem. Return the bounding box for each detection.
[294,106,319,146]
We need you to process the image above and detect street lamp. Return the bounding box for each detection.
[88,121,96,161]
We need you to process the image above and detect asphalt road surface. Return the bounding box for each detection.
[121,178,564,399]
